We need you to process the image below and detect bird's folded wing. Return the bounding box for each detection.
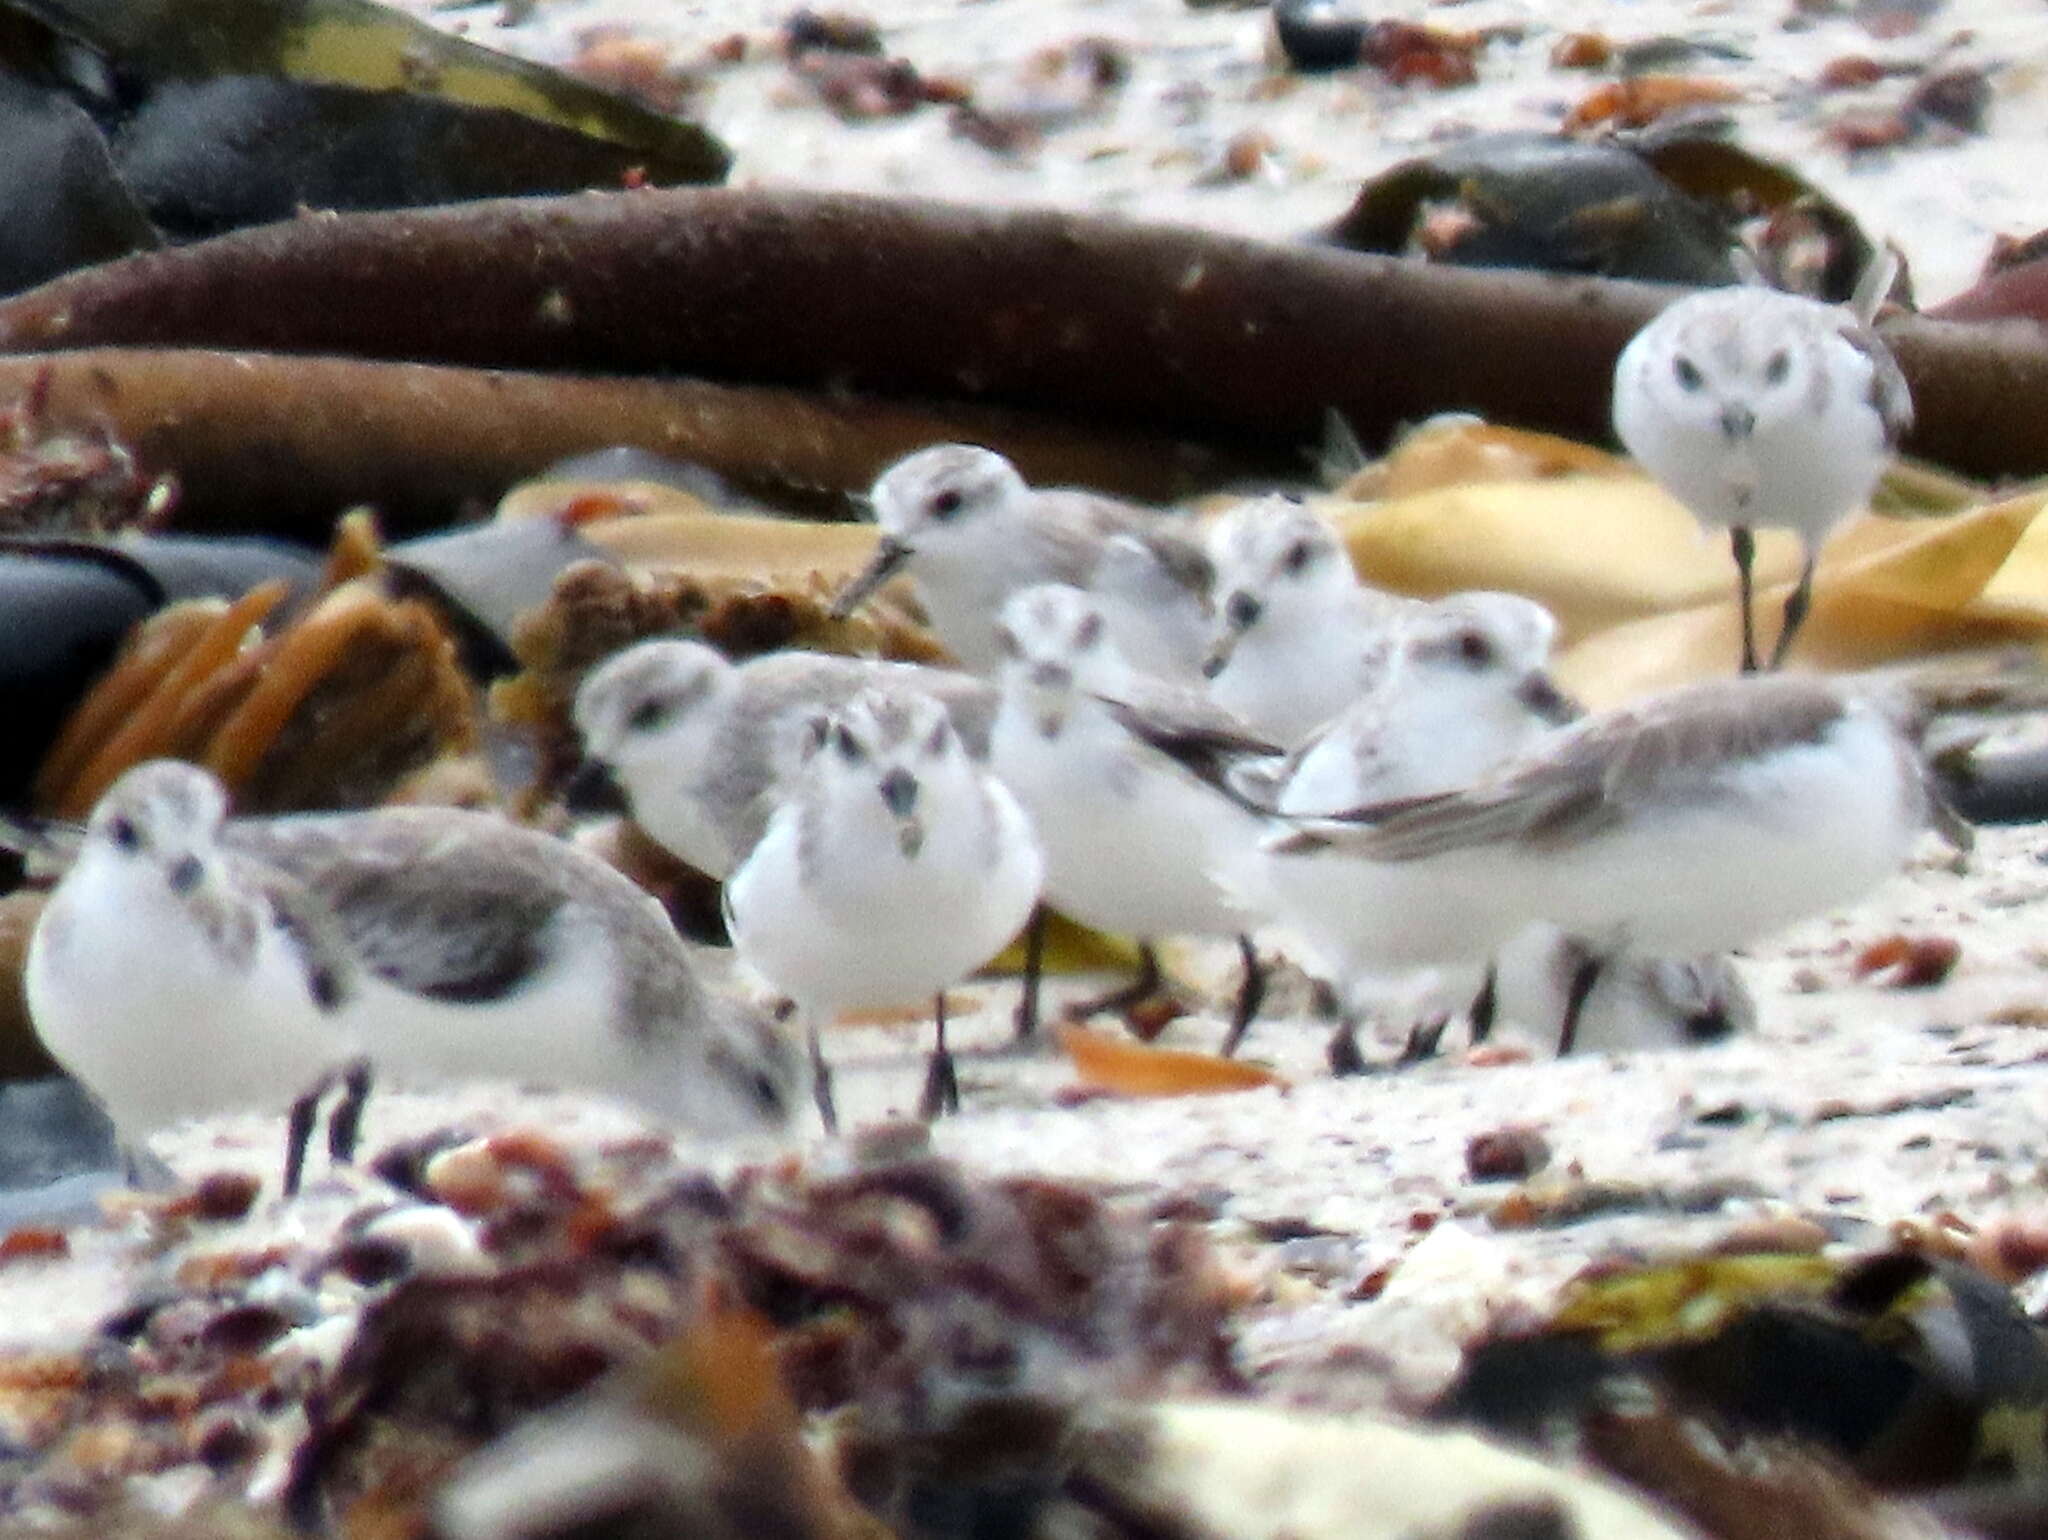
[229,819,559,1004]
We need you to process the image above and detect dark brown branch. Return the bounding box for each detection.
[0,349,1266,535]
[2,189,2046,479]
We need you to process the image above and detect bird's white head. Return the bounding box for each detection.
[1203,496,1354,676]
[799,687,963,861]
[86,759,230,898]
[573,639,737,787]
[1396,592,1577,730]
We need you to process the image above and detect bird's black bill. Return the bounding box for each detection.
[563,759,630,816]
[829,539,911,619]
[1517,672,1582,726]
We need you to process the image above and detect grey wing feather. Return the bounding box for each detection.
[247,862,359,1013]
[1290,678,1849,862]
[1841,318,1913,446]
[228,812,566,1003]
[1095,680,1285,760]
[0,811,84,876]
[1045,490,1215,599]
[1094,684,1286,810]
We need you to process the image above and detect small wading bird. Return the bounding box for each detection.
[724,688,1043,1131]
[22,761,800,1194]
[1611,255,1910,673]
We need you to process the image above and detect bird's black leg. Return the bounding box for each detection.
[807,1016,839,1135]
[1327,1016,1369,1077]
[283,1086,319,1199]
[1558,951,1606,1056]
[1220,934,1266,1058]
[1397,1012,1452,1064]
[1013,904,1047,1041]
[1768,546,1818,670]
[326,1058,374,1165]
[919,994,962,1120]
[1731,525,1760,674]
[1069,941,1163,1023]
[1468,963,1500,1044]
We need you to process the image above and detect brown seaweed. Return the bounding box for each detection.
[0,350,1263,537]
[0,189,2042,480]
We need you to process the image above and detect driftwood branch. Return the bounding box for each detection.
[0,350,1268,534]
[2,189,2046,484]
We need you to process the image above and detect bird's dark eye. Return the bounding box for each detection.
[626,697,672,733]
[832,724,866,764]
[1763,350,1792,386]
[1282,540,1315,575]
[749,1070,784,1114]
[1457,629,1494,667]
[108,816,141,852]
[929,488,966,521]
[1672,356,1705,392]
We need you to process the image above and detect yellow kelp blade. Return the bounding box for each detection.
[1555,490,2048,705]
[1328,476,1805,643]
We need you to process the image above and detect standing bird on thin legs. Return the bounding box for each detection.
[1611,258,1910,673]
[23,762,804,1194]
[724,687,1043,1132]
[1125,592,1578,1063]
[989,584,1281,1043]
[1270,672,1970,1055]
[24,761,363,1194]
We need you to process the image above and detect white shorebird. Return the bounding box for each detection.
[989,583,1282,1040]
[829,443,1214,679]
[25,762,362,1193]
[1611,260,1911,673]
[25,761,802,1190]
[1483,929,1755,1054]
[1128,591,1577,1061]
[1202,494,1411,743]
[724,687,1042,1131]
[571,638,995,881]
[1271,672,1968,1053]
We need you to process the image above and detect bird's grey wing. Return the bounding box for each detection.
[0,810,84,876]
[717,657,874,856]
[1045,490,1215,600]
[229,815,565,1004]
[1094,684,1286,811]
[245,862,358,1014]
[900,668,999,758]
[1096,678,1285,759]
[1839,316,1913,446]
[1286,678,1851,861]
[1127,519,1216,602]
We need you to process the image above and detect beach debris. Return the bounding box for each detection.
[1058,1022,1288,1098]
[1853,933,1963,988]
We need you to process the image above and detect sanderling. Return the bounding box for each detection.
[1201,495,1412,743]
[26,761,801,1187]
[1274,672,1966,1053]
[990,583,1281,1041]
[25,761,365,1193]
[1482,927,1754,1054]
[829,443,1213,679]
[572,638,996,881]
[1133,591,1576,1060]
[230,797,801,1142]
[1611,260,1911,673]
[724,686,1042,1131]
